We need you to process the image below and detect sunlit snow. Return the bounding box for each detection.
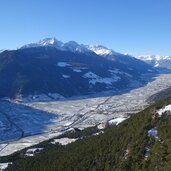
[51,138,77,146]
[157,104,171,117]
[108,117,127,125]
[0,162,12,171]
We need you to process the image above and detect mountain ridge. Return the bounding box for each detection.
[0,38,157,99]
[20,37,127,57]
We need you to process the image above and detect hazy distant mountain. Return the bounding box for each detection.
[139,55,171,69]
[0,38,157,99]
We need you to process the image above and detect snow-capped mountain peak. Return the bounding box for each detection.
[38,38,63,46]
[20,38,91,53]
[85,45,114,56]
[20,38,63,50]
[21,38,119,56]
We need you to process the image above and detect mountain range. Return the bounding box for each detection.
[138,55,171,70]
[0,38,157,99]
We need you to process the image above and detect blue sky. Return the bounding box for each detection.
[1,0,171,56]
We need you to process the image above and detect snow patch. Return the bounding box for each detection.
[124,149,129,159]
[144,146,150,160]
[93,131,104,136]
[148,128,158,139]
[25,148,44,157]
[90,78,117,85]
[154,61,159,67]
[83,72,99,79]
[108,117,127,126]
[157,104,171,116]
[62,75,71,78]
[109,69,133,78]
[73,69,82,73]
[83,72,120,85]
[57,62,71,67]
[51,138,77,145]
[97,123,107,130]
[0,162,12,171]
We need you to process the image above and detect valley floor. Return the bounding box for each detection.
[1,74,171,156]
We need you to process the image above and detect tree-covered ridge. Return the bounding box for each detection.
[2,96,171,171]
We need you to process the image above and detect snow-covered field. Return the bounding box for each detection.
[1,74,171,156]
